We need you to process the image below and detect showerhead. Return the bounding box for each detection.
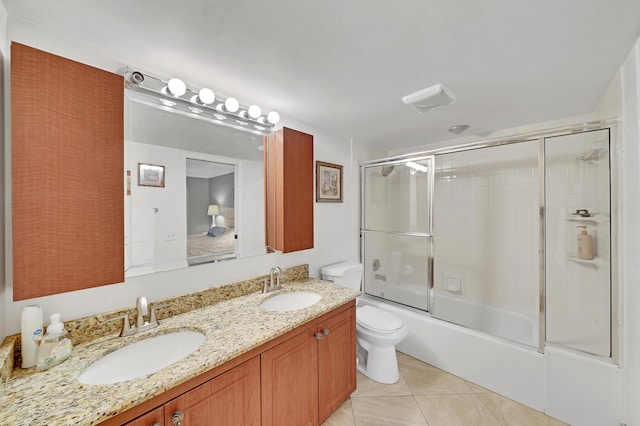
[381,165,395,177]
[580,149,601,164]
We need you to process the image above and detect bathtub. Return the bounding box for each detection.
[357,294,623,426]
[431,292,537,348]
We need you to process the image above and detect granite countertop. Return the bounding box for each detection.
[0,279,359,426]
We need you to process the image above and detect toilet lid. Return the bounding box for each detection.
[357,305,404,332]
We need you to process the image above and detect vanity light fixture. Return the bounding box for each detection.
[258,111,281,125]
[122,67,280,136]
[166,78,187,97]
[248,104,262,119]
[223,97,240,113]
[194,88,215,105]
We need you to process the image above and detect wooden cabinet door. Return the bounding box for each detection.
[264,127,314,253]
[164,356,260,426]
[261,326,319,426]
[124,407,163,426]
[318,306,357,423]
[11,42,124,300]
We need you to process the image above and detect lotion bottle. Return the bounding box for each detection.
[20,305,43,368]
[577,225,594,260]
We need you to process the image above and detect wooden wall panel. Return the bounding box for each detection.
[11,43,124,300]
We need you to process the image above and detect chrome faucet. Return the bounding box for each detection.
[263,266,283,293]
[105,296,164,337]
[136,296,148,328]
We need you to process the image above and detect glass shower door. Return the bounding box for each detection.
[360,157,434,311]
[431,142,540,348]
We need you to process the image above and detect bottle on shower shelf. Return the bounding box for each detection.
[576,225,594,260]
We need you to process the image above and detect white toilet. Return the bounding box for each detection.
[321,261,408,384]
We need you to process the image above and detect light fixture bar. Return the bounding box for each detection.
[121,68,280,136]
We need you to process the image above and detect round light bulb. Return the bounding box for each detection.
[198,88,215,105]
[224,97,240,113]
[267,111,281,124]
[167,78,186,97]
[248,105,262,119]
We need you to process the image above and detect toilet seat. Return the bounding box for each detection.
[357,305,405,333]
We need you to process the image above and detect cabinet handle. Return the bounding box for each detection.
[151,423,162,426]
[314,332,324,340]
[322,328,330,336]
[171,410,185,426]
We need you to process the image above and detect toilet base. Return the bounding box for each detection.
[357,341,401,384]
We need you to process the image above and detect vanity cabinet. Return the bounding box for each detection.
[109,302,355,426]
[123,357,260,426]
[163,356,260,426]
[261,306,356,426]
[125,407,163,426]
[265,127,314,253]
[317,305,357,423]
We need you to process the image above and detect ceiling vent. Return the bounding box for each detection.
[402,84,456,113]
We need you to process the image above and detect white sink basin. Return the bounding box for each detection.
[261,291,321,312]
[78,330,206,385]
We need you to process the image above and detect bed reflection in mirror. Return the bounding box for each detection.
[186,158,236,265]
[124,92,267,277]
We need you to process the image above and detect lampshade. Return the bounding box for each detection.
[208,205,220,216]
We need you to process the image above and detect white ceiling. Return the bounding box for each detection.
[3,0,640,151]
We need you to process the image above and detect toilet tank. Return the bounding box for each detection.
[321,261,363,291]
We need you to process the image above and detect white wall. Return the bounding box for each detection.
[620,36,640,426]
[127,142,188,274]
[1,17,358,334]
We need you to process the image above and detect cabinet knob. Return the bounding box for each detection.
[322,328,330,336]
[171,410,185,426]
[314,332,324,340]
[151,423,162,426]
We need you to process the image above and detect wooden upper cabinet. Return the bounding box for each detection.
[265,127,314,253]
[11,43,124,300]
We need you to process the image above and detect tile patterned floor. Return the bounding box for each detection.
[322,352,568,426]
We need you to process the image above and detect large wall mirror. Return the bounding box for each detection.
[124,91,268,277]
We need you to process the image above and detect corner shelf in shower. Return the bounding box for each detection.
[566,214,609,224]
[567,254,607,267]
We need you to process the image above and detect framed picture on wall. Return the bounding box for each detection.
[138,163,165,188]
[316,161,343,202]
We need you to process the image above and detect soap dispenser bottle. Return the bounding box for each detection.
[576,226,594,260]
[36,313,73,370]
